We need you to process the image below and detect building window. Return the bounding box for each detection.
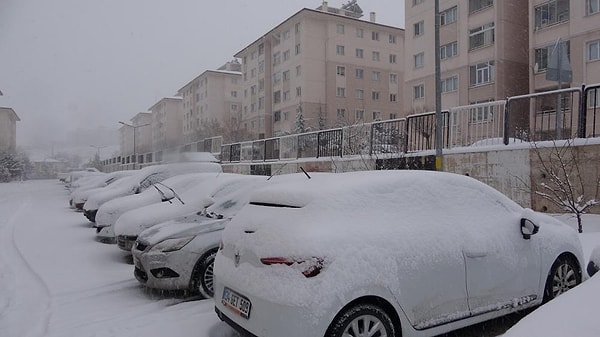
[470,61,495,86]
[356,48,364,58]
[337,109,346,118]
[356,109,365,120]
[274,91,281,104]
[440,41,458,60]
[372,111,381,120]
[296,65,302,76]
[534,0,570,30]
[295,43,301,55]
[469,23,495,50]
[588,89,599,108]
[283,70,290,81]
[336,45,345,56]
[336,23,345,34]
[390,73,398,84]
[296,86,302,97]
[371,71,380,81]
[441,76,458,93]
[336,87,346,97]
[588,0,600,14]
[390,113,397,119]
[414,52,424,68]
[258,61,265,74]
[231,104,238,111]
[283,90,290,101]
[588,39,600,61]
[295,22,301,34]
[274,111,281,122]
[441,6,458,25]
[389,54,397,64]
[259,79,265,91]
[336,66,346,76]
[390,94,397,102]
[414,20,424,37]
[356,28,364,38]
[372,91,380,101]
[356,68,364,79]
[356,89,364,99]
[535,41,571,72]
[273,52,281,66]
[469,99,495,123]
[469,0,494,13]
[389,34,397,44]
[250,85,257,95]
[372,51,380,61]
[258,43,264,56]
[283,50,290,61]
[372,31,380,41]
[284,111,290,120]
[231,91,237,97]
[414,84,425,99]
[413,0,424,5]
[273,72,281,84]
[258,96,265,109]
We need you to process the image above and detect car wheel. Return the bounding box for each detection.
[544,255,580,302]
[327,303,396,337]
[191,249,217,298]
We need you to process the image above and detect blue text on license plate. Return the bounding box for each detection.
[222,287,252,319]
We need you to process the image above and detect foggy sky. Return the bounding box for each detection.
[0,0,405,148]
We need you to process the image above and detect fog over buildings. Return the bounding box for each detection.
[0,0,405,155]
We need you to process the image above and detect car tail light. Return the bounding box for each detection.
[260,257,324,278]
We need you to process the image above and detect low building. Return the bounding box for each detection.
[0,107,20,154]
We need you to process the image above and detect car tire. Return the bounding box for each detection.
[326,303,396,337]
[543,255,581,302]
[191,249,217,299]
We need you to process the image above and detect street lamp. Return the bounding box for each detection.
[119,121,150,170]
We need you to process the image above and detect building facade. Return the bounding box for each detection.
[235,4,405,140]
[178,61,242,144]
[149,97,183,154]
[0,107,20,153]
[404,0,529,114]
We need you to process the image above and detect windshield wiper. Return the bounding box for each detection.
[153,182,185,204]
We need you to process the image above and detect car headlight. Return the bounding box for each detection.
[151,236,195,253]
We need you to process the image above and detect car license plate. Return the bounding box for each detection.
[221,287,252,319]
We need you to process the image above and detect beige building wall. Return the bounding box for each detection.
[178,61,242,144]
[404,0,529,115]
[0,107,20,153]
[235,7,405,140]
[149,97,183,151]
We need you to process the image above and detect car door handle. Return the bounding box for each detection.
[464,251,488,258]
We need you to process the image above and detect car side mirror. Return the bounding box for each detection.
[587,246,600,277]
[521,218,539,240]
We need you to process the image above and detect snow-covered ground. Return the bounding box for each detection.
[0,179,599,337]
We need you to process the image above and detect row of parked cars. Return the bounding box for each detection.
[64,157,599,337]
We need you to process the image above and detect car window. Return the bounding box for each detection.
[138,172,167,191]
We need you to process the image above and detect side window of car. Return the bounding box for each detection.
[138,173,166,191]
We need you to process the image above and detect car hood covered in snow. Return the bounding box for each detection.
[138,218,228,246]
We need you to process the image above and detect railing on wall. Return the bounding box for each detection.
[103,85,600,171]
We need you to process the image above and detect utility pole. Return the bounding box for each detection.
[434,0,443,171]
[119,121,150,170]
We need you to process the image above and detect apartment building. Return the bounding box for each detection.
[404,0,529,114]
[119,112,153,165]
[235,2,405,140]
[177,61,242,144]
[0,107,20,154]
[149,97,183,153]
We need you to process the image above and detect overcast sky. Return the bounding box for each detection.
[0,0,405,148]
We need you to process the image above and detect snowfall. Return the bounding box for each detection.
[0,179,599,337]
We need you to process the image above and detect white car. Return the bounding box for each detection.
[131,173,313,297]
[82,162,221,223]
[214,170,585,337]
[114,174,262,252]
[69,171,136,209]
[94,172,217,242]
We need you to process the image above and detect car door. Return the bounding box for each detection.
[463,215,542,315]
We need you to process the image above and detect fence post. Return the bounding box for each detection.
[503,99,511,145]
[579,84,587,138]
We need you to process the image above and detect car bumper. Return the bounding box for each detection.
[83,209,97,222]
[96,225,115,243]
[117,235,136,251]
[132,246,200,291]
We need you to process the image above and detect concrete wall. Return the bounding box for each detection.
[222,143,600,215]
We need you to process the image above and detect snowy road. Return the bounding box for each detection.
[0,180,236,337]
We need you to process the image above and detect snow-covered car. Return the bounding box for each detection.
[131,173,313,297]
[214,170,585,337]
[69,171,136,209]
[82,162,221,222]
[114,173,262,252]
[94,172,218,242]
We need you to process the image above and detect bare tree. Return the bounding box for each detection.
[533,139,600,233]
